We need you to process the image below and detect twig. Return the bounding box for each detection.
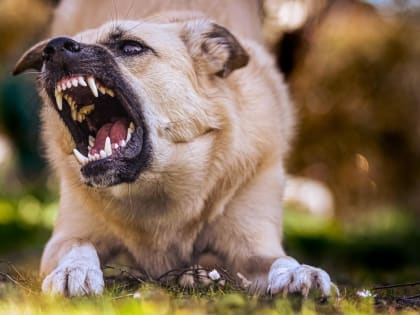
[112,293,134,300]
[104,265,146,284]
[7,262,25,281]
[0,272,36,294]
[156,267,188,282]
[372,281,420,290]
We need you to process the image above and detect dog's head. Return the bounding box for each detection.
[14,18,249,188]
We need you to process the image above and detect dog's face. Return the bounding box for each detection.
[14,19,249,188]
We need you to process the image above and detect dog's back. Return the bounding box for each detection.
[51,0,263,42]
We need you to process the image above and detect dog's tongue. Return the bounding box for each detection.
[90,119,128,154]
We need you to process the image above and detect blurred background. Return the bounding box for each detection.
[0,0,418,287]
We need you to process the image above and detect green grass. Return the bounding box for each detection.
[0,280,404,315]
[0,200,419,314]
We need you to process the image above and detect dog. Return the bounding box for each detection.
[13,0,335,297]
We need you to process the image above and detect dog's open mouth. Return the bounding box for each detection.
[54,74,138,166]
[47,69,151,187]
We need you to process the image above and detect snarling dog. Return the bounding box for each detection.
[14,10,335,297]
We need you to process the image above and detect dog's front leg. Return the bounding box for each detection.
[39,184,114,296]
[41,241,104,296]
[207,163,336,296]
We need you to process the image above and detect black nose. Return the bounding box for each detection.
[42,37,81,61]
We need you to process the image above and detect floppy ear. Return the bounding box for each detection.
[181,21,249,78]
[13,39,49,75]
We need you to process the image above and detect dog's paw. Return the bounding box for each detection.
[41,244,104,296]
[178,266,225,288]
[267,256,336,297]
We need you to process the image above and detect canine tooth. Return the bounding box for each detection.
[73,148,88,165]
[66,80,72,89]
[104,137,112,156]
[100,150,107,159]
[89,135,95,147]
[55,89,63,111]
[87,77,98,97]
[78,77,87,87]
[72,78,78,87]
[105,88,115,97]
[71,108,77,121]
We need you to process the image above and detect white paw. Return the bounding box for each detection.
[267,256,337,297]
[42,244,104,296]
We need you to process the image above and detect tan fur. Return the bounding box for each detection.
[50,0,263,42]
[33,1,296,292]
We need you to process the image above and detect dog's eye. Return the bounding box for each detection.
[119,40,146,55]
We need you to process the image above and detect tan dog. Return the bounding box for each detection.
[14,0,335,297]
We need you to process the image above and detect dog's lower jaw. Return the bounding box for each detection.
[41,244,104,296]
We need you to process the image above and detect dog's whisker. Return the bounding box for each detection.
[123,0,137,20]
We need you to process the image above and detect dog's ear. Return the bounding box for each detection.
[181,21,249,78]
[13,39,49,75]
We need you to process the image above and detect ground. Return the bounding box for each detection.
[0,204,419,314]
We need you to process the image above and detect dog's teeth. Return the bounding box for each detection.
[129,122,135,132]
[56,84,62,93]
[125,131,131,143]
[66,80,72,89]
[71,108,77,121]
[120,139,126,147]
[125,123,134,143]
[76,113,85,122]
[113,143,119,149]
[95,153,100,160]
[98,86,106,95]
[79,104,95,115]
[87,77,98,97]
[105,88,115,97]
[61,82,67,91]
[73,148,88,165]
[89,135,95,147]
[104,137,112,156]
[72,78,78,87]
[78,77,87,87]
[99,150,107,159]
[55,89,63,111]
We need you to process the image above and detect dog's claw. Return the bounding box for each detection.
[267,257,336,297]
